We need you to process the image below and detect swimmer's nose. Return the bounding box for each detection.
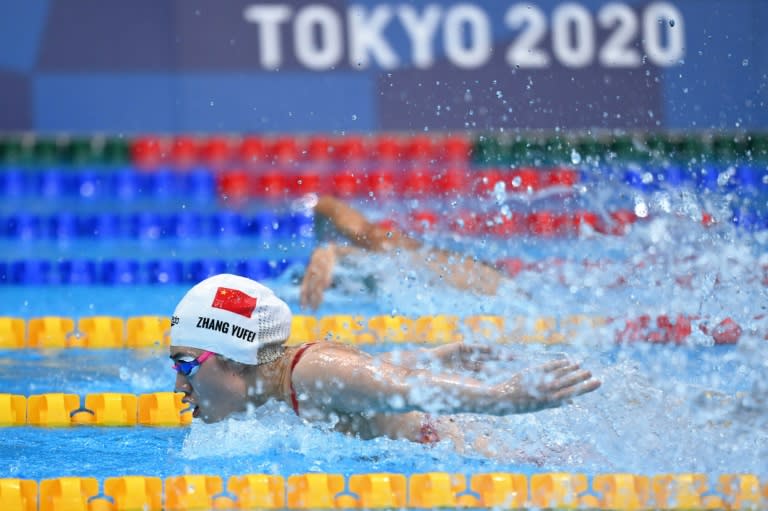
[174,373,192,393]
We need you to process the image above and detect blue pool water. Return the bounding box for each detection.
[1,175,768,484]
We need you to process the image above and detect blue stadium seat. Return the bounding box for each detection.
[660,165,687,188]
[148,167,183,199]
[112,167,147,201]
[211,211,244,237]
[59,260,96,284]
[77,169,111,199]
[187,259,228,282]
[184,167,216,201]
[147,259,183,284]
[248,211,280,239]
[234,259,271,280]
[735,165,759,188]
[623,169,656,192]
[289,211,314,238]
[695,165,720,191]
[130,212,169,240]
[6,214,42,240]
[0,167,28,197]
[37,168,73,198]
[100,259,141,285]
[49,212,81,239]
[172,212,205,239]
[10,260,52,285]
[81,213,123,238]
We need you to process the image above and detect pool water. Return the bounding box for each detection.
[1,163,768,501]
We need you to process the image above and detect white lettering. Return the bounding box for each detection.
[294,5,343,70]
[552,3,595,68]
[347,5,398,69]
[397,5,442,69]
[243,4,292,70]
[443,4,491,69]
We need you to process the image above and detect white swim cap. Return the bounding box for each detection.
[170,274,292,365]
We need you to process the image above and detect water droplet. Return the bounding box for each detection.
[669,19,675,27]
[570,149,582,165]
[351,114,358,121]
[742,59,749,67]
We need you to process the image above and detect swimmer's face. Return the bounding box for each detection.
[170,346,248,423]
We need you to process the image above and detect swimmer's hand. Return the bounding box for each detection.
[493,359,600,414]
[300,244,337,310]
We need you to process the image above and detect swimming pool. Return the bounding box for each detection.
[1,134,767,510]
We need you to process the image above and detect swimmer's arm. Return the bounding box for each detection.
[299,242,364,310]
[408,248,505,295]
[293,346,600,416]
[314,195,421,252]
[377,343,505,372]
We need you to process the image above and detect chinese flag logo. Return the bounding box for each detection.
[211,287,258,318]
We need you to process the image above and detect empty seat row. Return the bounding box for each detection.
[1,472,765,510]
[0,211,313,240]
[0,167,215,200]
[0,258,298,286]
[218,167,580,199]
[131,135,472,168]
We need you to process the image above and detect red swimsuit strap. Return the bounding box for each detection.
[289,343,317,415]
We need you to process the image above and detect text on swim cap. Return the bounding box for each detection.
[197,316,257,343]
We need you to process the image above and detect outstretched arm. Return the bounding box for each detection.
[292,344,600,416]
[378,343,514,372]
[311,195,507,296]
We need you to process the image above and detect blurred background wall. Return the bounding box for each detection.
[1,0,766,133]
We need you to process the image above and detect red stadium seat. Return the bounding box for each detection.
[373,136,401,162]
[131,136,165,168]
[506,167,541,192]
[239,137,267,165]
[217,170,252,201]
[336,137,366,162]
[306,136,332,161]
[402,168,433,196]
[254,171,288,198]
[332,170,361,197]
[366,169,396,197]
[404,136,434,161]
[545,167,579,187]
[440,136,471,162]
[410,210,438,232]
[289,171,322,195]
[434,167,467,195]
[200,137,233,167]
[472,169,503,196]
[171,137,199,168]
[271,137,300,165]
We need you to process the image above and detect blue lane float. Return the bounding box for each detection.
[0,211,315,240]
[0,258,303,285]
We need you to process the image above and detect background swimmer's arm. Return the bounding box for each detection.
[299,243,363,310]
[315,195,504,295]
[314,195,421,251]
[293,346,601,416]
[409,248,505,295]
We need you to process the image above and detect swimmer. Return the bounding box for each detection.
[171,274,600,452]
[300,195,507,310]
